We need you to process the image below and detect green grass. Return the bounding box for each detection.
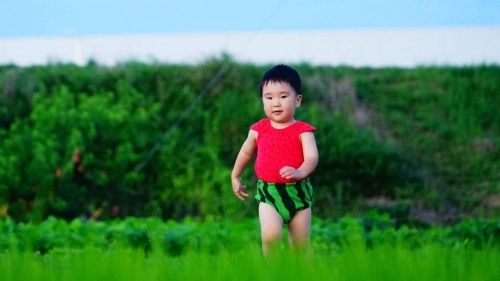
[1,242,498,281]
[2,215,500,281]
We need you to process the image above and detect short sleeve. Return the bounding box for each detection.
[250,119,267,132]
[296,122,316,133]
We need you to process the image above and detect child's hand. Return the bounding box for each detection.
[279,166,303,180]
[231,178,249,201]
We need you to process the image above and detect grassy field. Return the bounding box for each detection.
[1,242,499,281]
[1,216,499,281]
[1,63,499,280]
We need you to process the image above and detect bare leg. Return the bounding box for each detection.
[259,202,283,256]
[287,207,312,255]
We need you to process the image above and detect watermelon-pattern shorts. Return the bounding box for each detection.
[255,178,313,224]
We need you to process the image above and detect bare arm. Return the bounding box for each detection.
[279,131,319,181]
[231,130,258,201]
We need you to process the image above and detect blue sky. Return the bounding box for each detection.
[1,0,500,37]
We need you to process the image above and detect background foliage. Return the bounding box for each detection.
[1,214,499,255]
[0,58,499,223]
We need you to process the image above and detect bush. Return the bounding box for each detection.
[1,60,499,222]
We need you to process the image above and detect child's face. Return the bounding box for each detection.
[261,81,302,128]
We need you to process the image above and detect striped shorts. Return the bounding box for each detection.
[255,178,313,224]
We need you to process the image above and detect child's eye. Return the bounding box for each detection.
[266,97,272,100]
[281,95,288,99]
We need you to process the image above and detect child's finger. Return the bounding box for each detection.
[234,191,246,201]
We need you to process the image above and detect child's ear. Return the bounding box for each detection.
[296,95,303,107]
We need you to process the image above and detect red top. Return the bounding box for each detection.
[251,118,316,183]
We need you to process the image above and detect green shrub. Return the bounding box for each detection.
[1,61,498,222]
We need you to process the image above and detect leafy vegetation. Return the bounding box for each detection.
[0,59,499,223]
[1,215,499,281]
[1,214,499,254]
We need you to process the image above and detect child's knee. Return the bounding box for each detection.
[261,228,282,243]
[289,235,309,249]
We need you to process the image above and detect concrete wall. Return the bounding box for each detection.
[1,26,499,67]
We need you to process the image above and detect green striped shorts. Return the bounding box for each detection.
[255,178,313,224]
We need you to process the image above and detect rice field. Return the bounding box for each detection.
[1,216,499,281]
[1,242,499,281]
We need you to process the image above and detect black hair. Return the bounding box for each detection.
[259,64,302,96]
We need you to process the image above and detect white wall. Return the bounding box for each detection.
[1,26,499,67]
